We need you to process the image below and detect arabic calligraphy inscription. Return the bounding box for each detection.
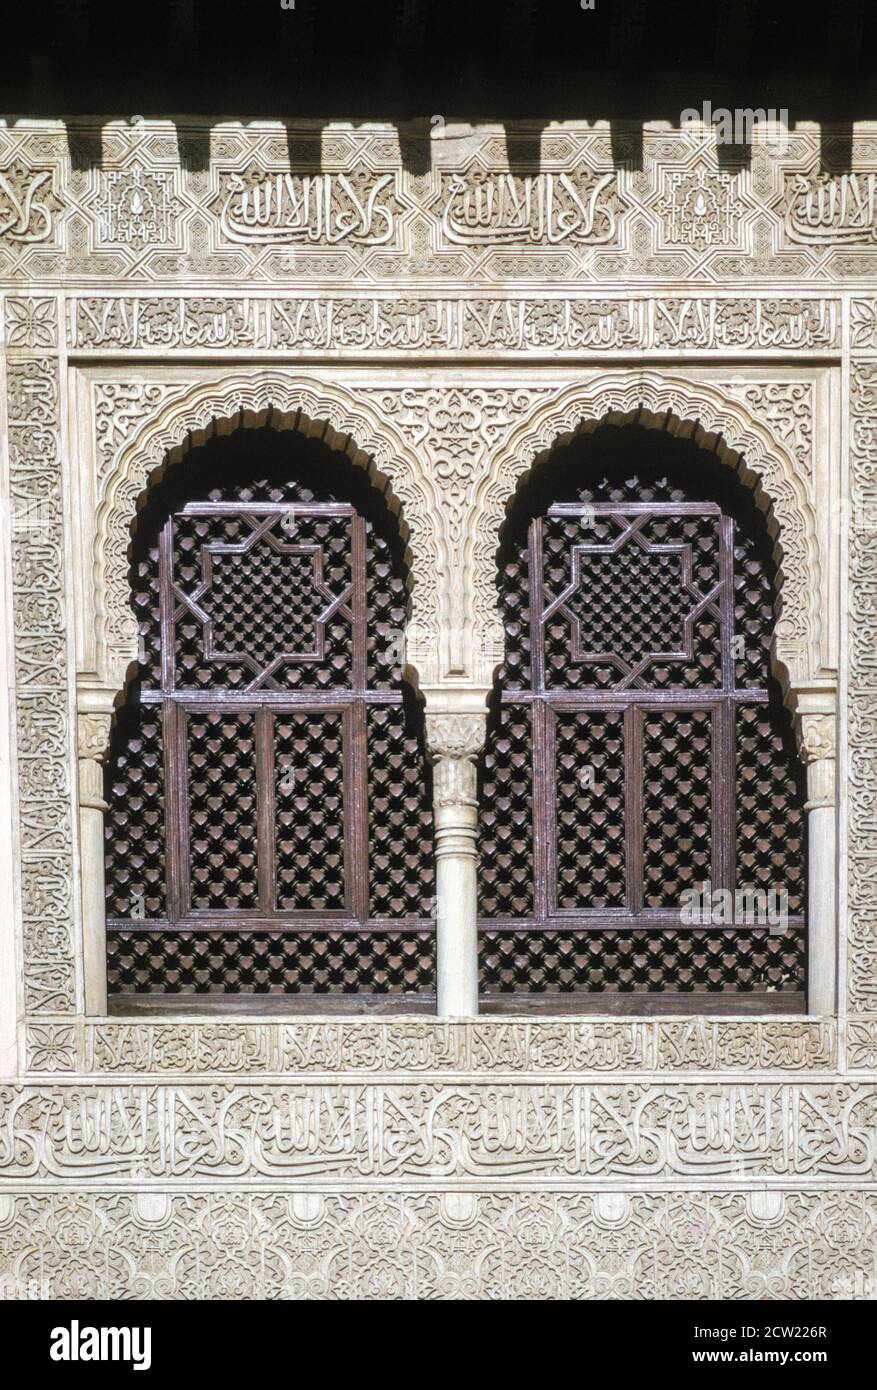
[0,162,63,245]
[212,165,401,246]
[438,167,624,247]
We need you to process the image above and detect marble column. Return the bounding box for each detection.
[425,711,486,1018]
[77,709,112,1016]
[798,711,837,1017]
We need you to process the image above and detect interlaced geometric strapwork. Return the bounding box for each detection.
[554,709,625,910]
[479,441,807,1005]
[173,510,354,691]
[542,511,723,690]
[186,710,259,911]
[106,431,435,999]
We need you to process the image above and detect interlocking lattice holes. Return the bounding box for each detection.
[105,432,435,1000]
[479,434,807,1010]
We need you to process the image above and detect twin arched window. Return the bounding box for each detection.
[104,429,436,1003]
[479,427,806,1009]
[105,424,806,1011]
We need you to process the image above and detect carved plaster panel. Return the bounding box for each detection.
[1,1190,874,1300]
[848,360,877,1016]
[24,1018,839,1076]
[5,350,77,1016]
[1,1081,875,1184]
[2,122,877,286]
[83,365,830,699]
[0,118,872,1303]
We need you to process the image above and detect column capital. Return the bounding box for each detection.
[797,711,836,766]
[797,712,836,813]
[77,709,112,762]
[77,710,112,813]
[425,710,487,762]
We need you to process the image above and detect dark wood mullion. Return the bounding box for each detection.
[714,699,734,897]
[543,707,560,915]
[530,518,546,693]
[348,702,369,921]
[548,501,721,517]
[158,517,175,694]
[138,687,405,707]
[159,517,183,928]
[529,519,551,921]
[720,513,736,698]
[625,703,643,915]
[164,699,190,922]
[350,515,369,922]
[499,688,769,707]
[108,916,441,934]
[477,992,806,1018]
[255,707,275,914]
[717,512,736,896]
[179,502,355,517]
[474,913,807,933]
[532,700,552,920]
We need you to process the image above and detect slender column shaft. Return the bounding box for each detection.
[799,713,837,1017]
[426,712,485,1018]
[78,712,111,1015]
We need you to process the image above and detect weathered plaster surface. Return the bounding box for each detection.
[0,120,874,1298]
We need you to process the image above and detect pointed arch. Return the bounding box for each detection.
[92,372,442,695]
[472,372,823,697]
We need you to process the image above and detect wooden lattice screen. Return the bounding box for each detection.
[104,435,436,1001]
[478,442,807,1011]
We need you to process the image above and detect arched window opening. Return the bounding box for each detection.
[478,425,807,1013]
[104,427,435,1006]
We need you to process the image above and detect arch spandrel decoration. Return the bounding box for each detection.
[471,373,826,699]
[92,373,445,698]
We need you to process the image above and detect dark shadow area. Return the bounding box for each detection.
[1,0,874,125]
[503,122,549,178]
[176,124,211,175]
[821,122,854,173]
[716,140,753,173]
[128,423,410,586]
[397,117,433,177]
[66,120,104,172]
[286,123,324,176]
[609,120,644,172]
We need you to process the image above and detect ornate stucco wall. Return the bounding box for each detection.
[0,119,874,1299]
